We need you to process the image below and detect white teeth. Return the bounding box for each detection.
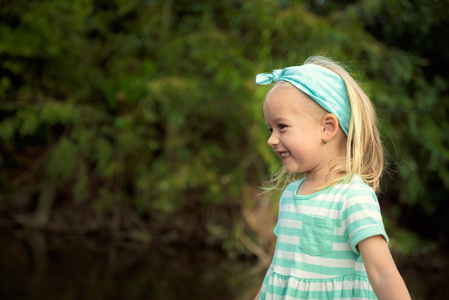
[280,152,290,158]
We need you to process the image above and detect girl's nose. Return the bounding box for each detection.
[267,133,279,147]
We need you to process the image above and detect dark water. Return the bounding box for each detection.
[0,230,262,300]
[0,230,448,300]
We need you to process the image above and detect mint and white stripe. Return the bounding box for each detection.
[260,176,388,300]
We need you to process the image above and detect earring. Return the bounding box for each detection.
[323,139,328,144]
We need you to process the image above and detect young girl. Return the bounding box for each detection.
[253,57,411,300]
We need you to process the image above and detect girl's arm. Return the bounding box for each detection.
[358,235,411,300]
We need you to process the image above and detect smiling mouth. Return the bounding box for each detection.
[279,151,291,158]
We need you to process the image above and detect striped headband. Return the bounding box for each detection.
[255,64,351,135]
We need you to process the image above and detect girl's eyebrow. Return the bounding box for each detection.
[274,117,289,122]
[266,117,289,125]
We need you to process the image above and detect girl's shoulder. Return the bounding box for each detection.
[333,175,377,198]
[280,176,376,201]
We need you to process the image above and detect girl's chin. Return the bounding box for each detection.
[284,165,303,174]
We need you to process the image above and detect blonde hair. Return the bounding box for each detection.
[265,56,384,192]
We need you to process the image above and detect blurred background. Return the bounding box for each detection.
[0,0,448,299]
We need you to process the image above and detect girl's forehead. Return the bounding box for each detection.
[264,100,302,126]
[264,84,324,119]
[264,86,304,113]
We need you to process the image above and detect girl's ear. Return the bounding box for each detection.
[321,114,339,141]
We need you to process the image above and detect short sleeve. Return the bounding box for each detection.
[342,190,389,254]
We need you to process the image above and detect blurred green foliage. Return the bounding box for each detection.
[0,0,448,246]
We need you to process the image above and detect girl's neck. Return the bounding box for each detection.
[296,175,327,195]
[297,158,346,195]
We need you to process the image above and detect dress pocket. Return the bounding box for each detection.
[299,215,334,256]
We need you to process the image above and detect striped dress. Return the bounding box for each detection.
[260,176,388,300]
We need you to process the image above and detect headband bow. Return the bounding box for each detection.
[256,64,351,135]
[256,69,283,84]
